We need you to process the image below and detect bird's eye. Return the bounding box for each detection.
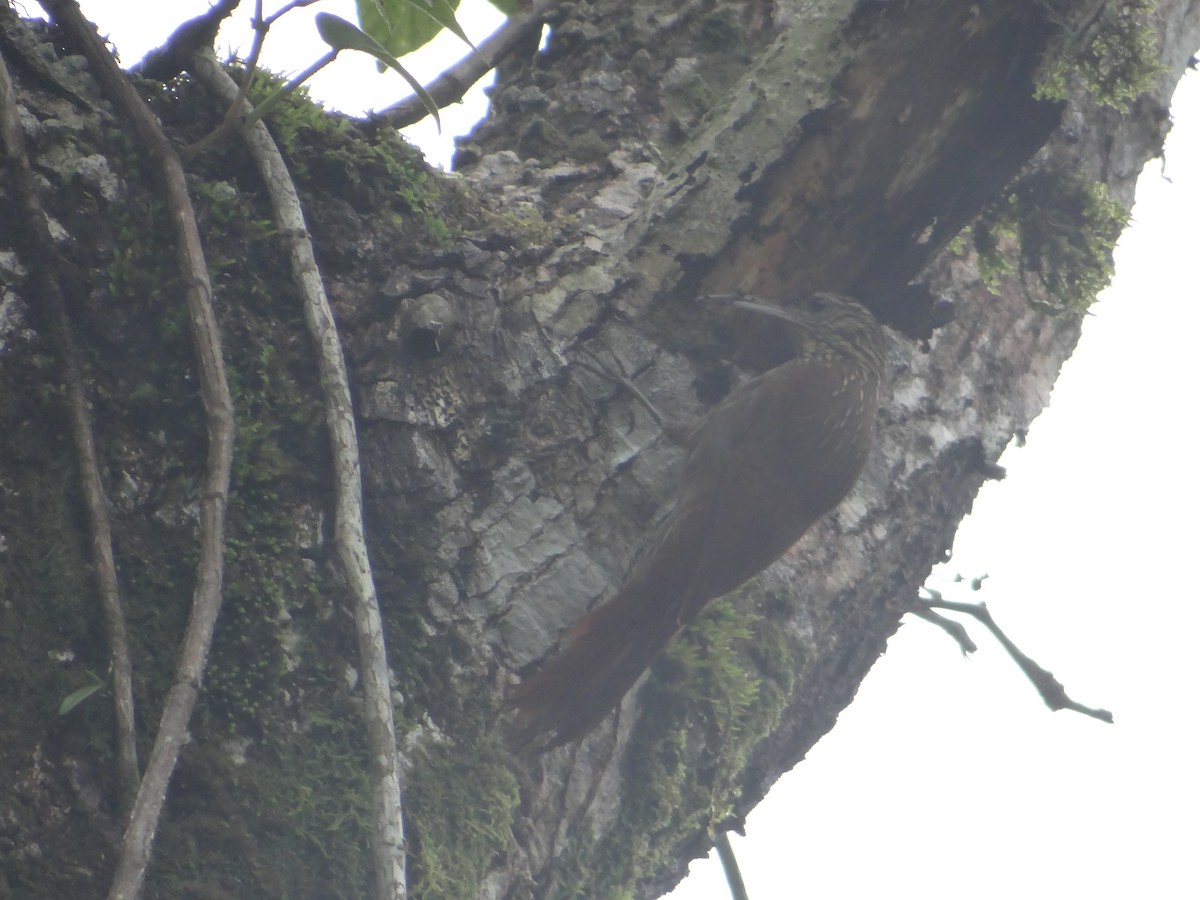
[808,294,830,312]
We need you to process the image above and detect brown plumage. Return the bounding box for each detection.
[507,293,888,749]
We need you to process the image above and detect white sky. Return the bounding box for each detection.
[77,2,1200,897]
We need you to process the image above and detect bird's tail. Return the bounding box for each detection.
[505,578,680,750]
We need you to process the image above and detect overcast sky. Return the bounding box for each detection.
[80,3,1200,897]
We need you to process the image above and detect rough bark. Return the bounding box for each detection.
[0,1,1195,898]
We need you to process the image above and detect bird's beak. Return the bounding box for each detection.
[697,293,801,323]
[730,298,802,325]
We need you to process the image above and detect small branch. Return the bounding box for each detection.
[372,0,556,129]
[0,46,138,807]
[263,0,325,27]
[40,3,237,899]
[575,346,668,429]
[189,52,408,899]
[908,604,978,655]
[715,831,751,900]
[916,595,1113,723]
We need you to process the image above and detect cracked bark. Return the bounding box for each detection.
[0,0,1196,897]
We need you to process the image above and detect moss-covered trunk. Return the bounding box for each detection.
[0,1,1194,898]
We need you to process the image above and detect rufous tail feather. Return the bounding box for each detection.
[506,579,680,750]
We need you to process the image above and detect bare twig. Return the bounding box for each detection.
[40,4,237,899]
[373,0,556,129]
[189,51,408,899]
[916,594,1113,723]
[0,46,138,807]
[575,346,669,429]
[908,604,978,655]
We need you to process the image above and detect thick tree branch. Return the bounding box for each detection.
[189,51,408,899]
[134,0,240,82]
[39,2,237,898]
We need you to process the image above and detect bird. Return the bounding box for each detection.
[507,292,889,750]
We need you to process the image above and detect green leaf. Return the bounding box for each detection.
[356,0,469,58]
[59,680,104,715]
[488,0,521,15]
[410,0,482,55]
[315,12,441,130]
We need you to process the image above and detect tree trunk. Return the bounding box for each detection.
[0,1,1194,898]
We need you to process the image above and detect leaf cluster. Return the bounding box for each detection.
[248,0,521,131]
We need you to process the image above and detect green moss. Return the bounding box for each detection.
[146,703,375,898]
[698,7,746,55]
[0,45,506,898]
[84,132,328,738]
[0,449,95,718]
[968,169,1127,313]
[517,115,570,163]
[203,289,326,735]
[1035,0,1162,111]
[488,200,556,247]
[663,68,719,120]
[554,586,795,897]
[0,349,117,900]
[238,68,451,241]
[192,179,277,275]
[405,736,520,899]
